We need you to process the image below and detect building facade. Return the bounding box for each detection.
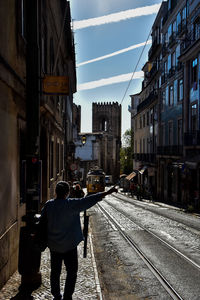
[0,0,76,288]
[130,0,200,209]
[92,102,121,182]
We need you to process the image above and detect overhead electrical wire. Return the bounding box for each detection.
[120,29,152,105]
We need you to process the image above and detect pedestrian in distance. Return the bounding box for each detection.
[73,183,85,198]
[40,181,117,300]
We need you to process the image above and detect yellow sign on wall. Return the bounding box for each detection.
[43,76,69,95]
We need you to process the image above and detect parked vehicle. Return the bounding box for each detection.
[105,175,113,186]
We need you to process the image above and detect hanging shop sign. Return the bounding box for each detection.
[43,75,69,95]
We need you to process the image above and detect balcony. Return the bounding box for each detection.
[149,64,159,80]
[157,145,183,156]
[162,43,169,58]
[148,40,162,61]
[180,29,200,55]
[168,33,176,48]
[176,62,183,72]
[161,74,166,85]
[133,153,156,163]
[137,90,158,113]
[177,22,187,38]
[168,67,175,78]
[184,131,200,146]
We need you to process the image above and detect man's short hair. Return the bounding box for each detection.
[55,181,70,198]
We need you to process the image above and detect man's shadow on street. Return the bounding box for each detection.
[10,290,34,300]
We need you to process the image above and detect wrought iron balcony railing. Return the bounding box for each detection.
[137,90,158,113]
[157,145,183,156]
[184,131,200,146]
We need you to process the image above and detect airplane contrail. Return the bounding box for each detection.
[73,3,161,30]
[77,40,151,67]
[77,71,144,91]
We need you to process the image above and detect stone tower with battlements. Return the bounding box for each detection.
[92,102,121,181]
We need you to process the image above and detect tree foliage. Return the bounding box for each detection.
[120,129,133,175]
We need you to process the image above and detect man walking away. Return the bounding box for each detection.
[41,181,117,300]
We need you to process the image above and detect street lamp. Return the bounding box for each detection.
[82,135,86,145]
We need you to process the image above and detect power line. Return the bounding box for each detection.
[120,29,152,105]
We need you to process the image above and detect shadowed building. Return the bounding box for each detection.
[92,102,121,182]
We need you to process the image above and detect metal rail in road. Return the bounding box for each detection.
[97,201,191,300]
[107,196,200,272]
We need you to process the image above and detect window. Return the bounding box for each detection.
[50,38,55,74]
[146,111,149,126]
[172,20,176,33]
[169,84,174,106]
[164,60,168,75]
[177,119,182,145]
[168,23,172,39]
[194,19,200,40]
[21,0,26,38]
[171,52,175,68]
[160,124,165,146]
[178,79,183,102]
[143,114,145,128]
[168,121,173,145]
[168,55,171,73]
[102,119,108,131]
[135,119,137,131]
[56,141,60,175]
[50,138,54,179]
[191,103,197,131]
[177,12,181,32]
[161,90,166,111]
[41,24,47,73]
[191,58,198,88]
[150,109,153,124]
[60,143,64,171]
[140,116,142,129]
[143,139,145,153]
[168,0,171,11]
[182,6,186,25]
[175,44,180,66]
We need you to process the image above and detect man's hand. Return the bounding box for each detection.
[106,185,118,195]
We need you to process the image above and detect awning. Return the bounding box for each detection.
[120,174,127,178]
[126,171,137,180]
[139,166,148,174]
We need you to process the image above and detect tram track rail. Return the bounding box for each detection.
[103,198,200,272]
[97,200,200,300]
[113,192,200,233]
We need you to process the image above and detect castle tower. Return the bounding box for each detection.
[92,102,121,181]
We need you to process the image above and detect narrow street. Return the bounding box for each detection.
[89,192,200,300]
[0,191,200,299]
[1,0,200,299]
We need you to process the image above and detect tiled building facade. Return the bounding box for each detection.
[130,0,200,209]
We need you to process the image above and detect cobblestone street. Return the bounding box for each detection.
[0,233,101,300]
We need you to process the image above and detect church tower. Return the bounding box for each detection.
[92,102,121,181]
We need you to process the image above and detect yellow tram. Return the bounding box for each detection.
[86,168,105,194]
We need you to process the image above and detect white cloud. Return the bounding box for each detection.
[77,40,151,67]
[77,71,144,91]
[73,4,161,30]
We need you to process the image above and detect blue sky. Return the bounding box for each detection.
[70,0,163,135]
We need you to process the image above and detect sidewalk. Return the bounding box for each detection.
[0,230,102,300]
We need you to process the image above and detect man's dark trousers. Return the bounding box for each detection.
[50,247,78,300]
